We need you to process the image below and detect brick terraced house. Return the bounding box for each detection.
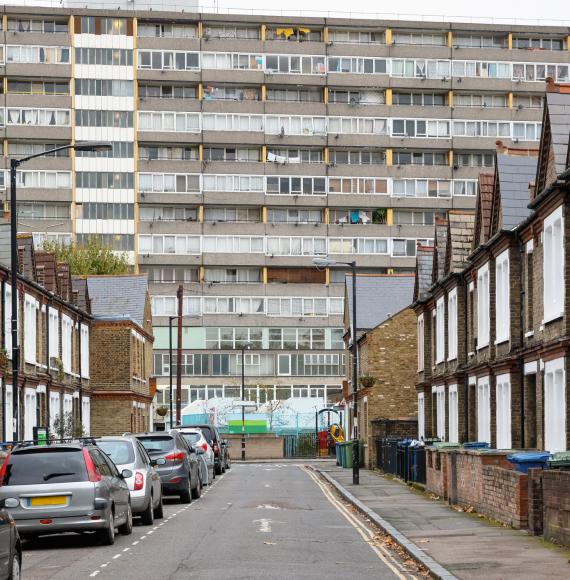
[2,2,570,415]
[0,228,92,441]
[414,81,570,453]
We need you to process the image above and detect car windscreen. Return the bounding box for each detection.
[4,449,88,485]
[137,436,175,454]
[192,426,213,443]
[181,433,201,445]
[98,440,135,466]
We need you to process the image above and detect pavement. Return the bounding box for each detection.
[315,463,570,580]
[21,463,418,580]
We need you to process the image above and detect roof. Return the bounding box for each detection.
[446,211,475,274]
[432,220,448,284]
[346,275,415,335]
[474,173,494,249]
[495,154,537,231]
[414,246,434,302]
[86,274,149,326]
[546,92,570,177]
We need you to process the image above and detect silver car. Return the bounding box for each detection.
[175,428,215,486]
[0,442,133,546]
[98,436,163,525]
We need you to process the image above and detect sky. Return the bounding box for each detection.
[205,0,570,23]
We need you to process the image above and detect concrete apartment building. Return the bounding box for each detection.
[0,1,569,420]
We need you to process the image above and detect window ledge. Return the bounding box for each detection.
[543,313,564,326]
[447,356,457,362]
[494,338,509,346]
[476,343,489,351]
[525,331,534,338]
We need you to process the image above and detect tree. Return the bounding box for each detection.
[41,237,130,276]
[52,412,84,439]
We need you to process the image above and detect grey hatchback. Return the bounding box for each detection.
[0,443,133,545]
[135,431,201,503]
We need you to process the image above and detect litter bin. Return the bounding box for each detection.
[337,442,347,468]
[462,442,490,450]
[345,441,353,468]
[334,442,341,466]
[548,451,570,470]
[431,442,461,450]
[507,451,551,473]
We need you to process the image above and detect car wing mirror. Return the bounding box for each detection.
[153,457,166,466]
[121,469,133,479]
[0,498,19,509]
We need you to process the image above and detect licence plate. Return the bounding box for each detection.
[28,496,67,507]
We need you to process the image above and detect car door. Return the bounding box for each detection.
[0,507,11,579]
[101,451,130,520]
[138,442,161,504]
[91,449,127,523]
[178,435,198,484]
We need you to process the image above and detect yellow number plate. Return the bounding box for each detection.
[29,496,67,507]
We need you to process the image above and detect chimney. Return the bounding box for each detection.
[36,265,45,286]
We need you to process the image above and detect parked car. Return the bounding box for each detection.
[0,442,133,545]
[174,428,215,486]
[0,498,21,579]
[98,436,163,525]
[134,431,201,503]
[179,424,230,475]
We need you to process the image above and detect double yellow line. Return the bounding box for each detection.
[301,466,415,580]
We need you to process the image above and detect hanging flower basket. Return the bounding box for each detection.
[360,375,377,389]
[156,405,169,417]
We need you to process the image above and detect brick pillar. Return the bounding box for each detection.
[527,468,544,535]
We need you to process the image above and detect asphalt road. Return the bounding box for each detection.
[22,463,417,580]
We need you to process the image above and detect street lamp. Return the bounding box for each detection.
[240,342,254,460]
[313,256,360,485]
[10,142,111,442]
[168,314,200,429]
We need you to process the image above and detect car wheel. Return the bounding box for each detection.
[214,463,222,476]
[98,511,115,546]
[118,502,133,535]
[180,478,192,504]
[191,475,202,499]
[226,456,231,470]
[141,495,154,526]
[8,551,21,580]
[154,496,164,519]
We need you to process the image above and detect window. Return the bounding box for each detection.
[7,80,69,95]
[137,50,199,70]
[6,45,69,64]
[543,206,564,323]
[266,176,326,195]
[139,235,201,255]
[138,22,197,38]
[544,357,567,452]
[477,377,491,444]
[418,392,425,440]
[328,89,385,105]
[417,314,425,371]
[393,31,446,46]
[7,108,70,126]
[328,238,388,255]
[75,48,132,66]
[76,172,133,189]
[392,92,446,106]
[454,34,506,48]
[139,145,197,161]
[203,113,263,132]
[327,57,386,74]
[391,59,450,79]
[328,30,384,44]
[392,119,449,138]
[265,115,325,135]
[512,62,568,83]
[393,151,447,166]
[202,52,263,70]
[8,18,68,33]
[202,236,264,253]
[203,85,260,101]
[266,237,326,256]
[328,177,387,195]
[138,173,200,193]
[392,179,451,198]
[48,307,59,360]
[448,289,457,361]
[327,117,387,135]
[454,93,507,108]
[456,152,494,168]
[267,209,321,224]
[205,25,259,40]
[436,297,445,364]
[203,175,264,193]
[80,324,89,379]
[267,87,322,103]
[513,36,564,51]
[138,111,200,133]
[495,250,510,343]
[266,54,325,74]
[448,385,459,443]
[329,150,385,165]
[267,148,323,163]
[139,84,197,100]
[75,110,133,127]
[75,79,133,97]
[24,295,38,364]
[61,314,72,374]
[18,203,70,219]
[452,120,510,138]
[203,147,260,162]
[278,354,291,376]
[477,263,490,348]
[75,142,134,158]
[204,268,261,283]
[78,203,134,220]
[435,385,446,440]
[16,171,71,189]
[203,208,260,223]
[452,60,510,79]
[496,374,511,449]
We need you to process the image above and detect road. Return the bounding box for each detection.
[22,463,420,580]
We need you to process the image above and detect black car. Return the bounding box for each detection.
[135,431,201,503]
[0,499,21,579]
[179,424,230,475]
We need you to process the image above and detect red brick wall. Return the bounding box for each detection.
[543,470,570,547]
[528,468,544,535]
[481,466,528,529]
[426,448,448,498]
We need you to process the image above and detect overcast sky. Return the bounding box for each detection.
[205,0,570,23]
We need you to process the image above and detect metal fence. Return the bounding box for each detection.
[375,438,426,485]
[283,433,318,458]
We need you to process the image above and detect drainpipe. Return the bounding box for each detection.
[78,315,83,428]
[517,234,526,448]
[45,298,51,438]
[1,278,5,442]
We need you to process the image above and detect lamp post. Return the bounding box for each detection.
[9,142,111,442]
[313,257,359,485]
[168,313,200,429]
[240,342,254,460]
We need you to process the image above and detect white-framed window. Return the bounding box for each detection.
[138,111,200,133]
[391,118,450,138]
[418,392,425,440]
[417,314,425,371]
[477,376,491,444]
[202,236,264,254]
[48,307,59,360]
[434,385,446,440]
[138,173,200,193]
[49,391,60,432]
[24,387,37,441]
[137,50,199,70]
[202,52,263,70]
[80,324,89,379]
[496,373,512,449]
[81,397,91,436]
[495,250,510,344]
[277,354,291,376]
[5,384,13,441]
[138,235,201,255]
[448,384,459,443]
[543,206,564,323]
[447,289,458,361]
[24,294,39,364]
[544,357,566,452]
[266,237,326,256]
[266,54,326,74]
[436,297,445,364]
[61,314,72,374]
[63,393,73,417]
[477,263,490,348]
[328,116,387,135]
[327,56,386,74]
[203,113,263,132]
[328,238,388,255]
[265,115,325,135]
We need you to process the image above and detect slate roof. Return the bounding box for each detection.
[86,274,149,326]
[494,154,537,231]
[446,211,475,274]
[474,173,494,249]
[432,219,448,284]
[545,92,570,177]
[345,275,415,335]
[414,246,434,302]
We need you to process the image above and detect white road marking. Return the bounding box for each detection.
[147,530,154,535]
[256,504,280,510]
[132,541,139,546]
[122,547,130,552]
[253,518,272,533]
[112,554,121,560]
[89,572,100,577]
